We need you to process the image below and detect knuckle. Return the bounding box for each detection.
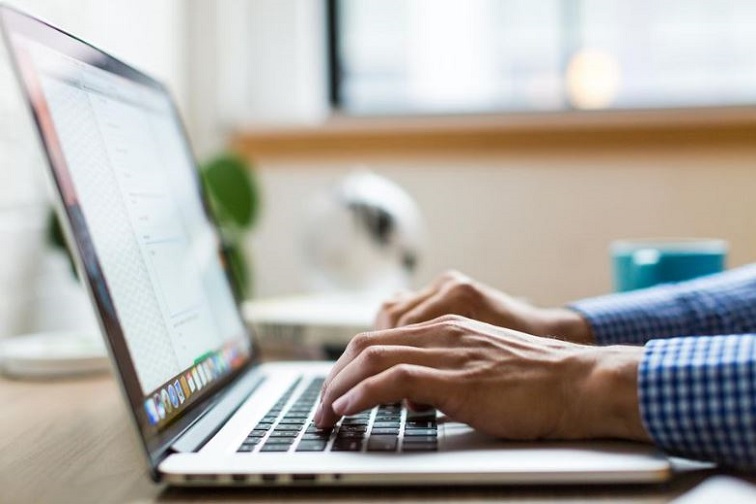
[361,345,385,366]
[379,299,397,312]
[392,363,417,383]
[349,332,373,353]
[450,280,481,300]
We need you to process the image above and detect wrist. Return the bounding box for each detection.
[571,346,650,442]
[540,308,594,345]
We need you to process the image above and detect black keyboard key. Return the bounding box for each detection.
[336,430,365,440]
[278,418,306,425]
[237,444,255,452]
[372,421,400,428]
[264,437,295,445]
[341,417,369,426]
[301,432,331,441]
[374,414,400,422]
[305,425,332,434]
[269,431,298,438]
[243,437,262,445]
[402,442,437,452]
[403,428,437,436]
[338,425,367,433]
[254,423,274,430]
[261,443,290,452]
[287,406,313,412]
[332,439,363,452]
[296,440,328,452]
[273,426,302,433]
[406,420,436,429]
[282,412,310,419]
[400,435,437,444]
[248,430,268,437]
[367,435,398,452]
[370,427,400,435]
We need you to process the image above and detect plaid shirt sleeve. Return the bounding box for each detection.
[569,264,756,346]
[569,265,756,468]
[639,335,756,469]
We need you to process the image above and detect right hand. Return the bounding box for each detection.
[375,271,593,344]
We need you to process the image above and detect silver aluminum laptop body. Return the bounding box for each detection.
[0,5,671,486]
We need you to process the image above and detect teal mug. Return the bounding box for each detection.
[611,238,727,292]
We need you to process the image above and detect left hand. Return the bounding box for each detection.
[314,315,649,442]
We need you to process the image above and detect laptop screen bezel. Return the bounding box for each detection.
[0,5,259,475]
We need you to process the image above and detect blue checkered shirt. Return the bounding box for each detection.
[571,264,756,469]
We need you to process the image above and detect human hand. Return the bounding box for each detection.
[376,271,593,344]
[314,315,649,442]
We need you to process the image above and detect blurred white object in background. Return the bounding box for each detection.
[303,170,426,295]
[243,292,381,360]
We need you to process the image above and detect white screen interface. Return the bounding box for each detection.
[20,39,251,412]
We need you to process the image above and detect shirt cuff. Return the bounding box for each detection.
[569,287,689,346]
[569,264,756,346]
[638,335,756,469]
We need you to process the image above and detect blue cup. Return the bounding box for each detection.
[611,239,727,292]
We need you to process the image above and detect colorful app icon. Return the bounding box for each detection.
[181,375,192,397]
[214,354,224,373]
[204,361,214,381]
[186,372,196,393]
[174,380,185,404]
[154,393,166,419]
[144,397,160,425]
[161,388,172,414]
[192,367,202,390]
[168,383,179,408]
[196,365,207,386]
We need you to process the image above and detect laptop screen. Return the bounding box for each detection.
[1,7,253,445]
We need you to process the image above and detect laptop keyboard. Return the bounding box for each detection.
[237,377,438,454]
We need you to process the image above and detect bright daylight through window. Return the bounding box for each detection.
[330,0,756,115]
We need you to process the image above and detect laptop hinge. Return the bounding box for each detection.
[170,367,266,453]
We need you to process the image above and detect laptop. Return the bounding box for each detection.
[0,5,671,486]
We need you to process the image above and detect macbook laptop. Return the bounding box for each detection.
[0,5,671,486]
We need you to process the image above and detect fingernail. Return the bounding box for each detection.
[313,403,323,424]
[332,394,350,416]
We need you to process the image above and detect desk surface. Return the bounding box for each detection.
[0,372,751,503]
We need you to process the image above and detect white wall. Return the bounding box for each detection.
[248,145,756,307]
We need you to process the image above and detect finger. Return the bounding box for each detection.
[331,364,448,418]
[396,288,461,327]
[320,319,462,404]
[375,272,462,329]
[317,345,460,426]
[375,285,438,330]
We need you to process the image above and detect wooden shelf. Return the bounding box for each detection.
[231,107,756,161]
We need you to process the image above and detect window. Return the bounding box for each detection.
[329,0,756,115]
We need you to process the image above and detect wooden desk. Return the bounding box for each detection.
[0,373,750,503]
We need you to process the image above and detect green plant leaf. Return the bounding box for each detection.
[201,153,259,230]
